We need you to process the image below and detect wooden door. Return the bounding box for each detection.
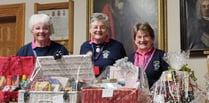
[0,4,25,57]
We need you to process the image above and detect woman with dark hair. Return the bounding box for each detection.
[128,22,169,88]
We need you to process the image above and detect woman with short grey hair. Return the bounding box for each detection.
[80,13,126,76]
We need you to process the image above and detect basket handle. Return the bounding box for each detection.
[38,99,53,103]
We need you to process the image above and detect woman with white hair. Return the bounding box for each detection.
[16,14,69,56]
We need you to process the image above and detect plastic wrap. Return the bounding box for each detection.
[95,57,149,89]
[205,55,209,102]
[27,55,95,91]
[82,57,151,103]
[150,51,207,103]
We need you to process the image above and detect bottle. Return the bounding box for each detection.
[19,74,27,89]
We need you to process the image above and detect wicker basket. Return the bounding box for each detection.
[18,90,81,103]
[30,55,95,85]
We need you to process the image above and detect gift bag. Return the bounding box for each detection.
[0,56,9,76]
[0,56,36,102]
[9,56,36,77]
[0,56,36,87]
[0,56,36,78]
[0,56,9,88]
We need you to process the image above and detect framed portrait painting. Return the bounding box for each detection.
[87,0,167,55]
[180,0,209,56]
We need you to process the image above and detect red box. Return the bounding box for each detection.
[0,91,18,103]
[82,88,139,103]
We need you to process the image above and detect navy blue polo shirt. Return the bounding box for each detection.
[128,49,169,88]
[80,39,126,75]
[16,41,69,56]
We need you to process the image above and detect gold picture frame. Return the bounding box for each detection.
[87,0,167,55]
[180,0,209,57]
[34,1,74,54]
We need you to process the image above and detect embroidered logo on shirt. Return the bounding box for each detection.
[153,60,160,71]
[102,50,110,59]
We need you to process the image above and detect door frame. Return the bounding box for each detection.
[0,3,25,52]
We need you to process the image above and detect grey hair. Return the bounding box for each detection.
[89,13,110,28]
[28,14,54,33]
[196,0,209,19]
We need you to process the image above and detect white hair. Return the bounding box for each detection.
[28,14,54,33]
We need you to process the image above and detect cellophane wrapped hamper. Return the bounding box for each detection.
[150,51,207,103]
[18,55,95,103]
[81,57,151,103]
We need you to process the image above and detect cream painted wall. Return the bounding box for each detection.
[0,0,208,89]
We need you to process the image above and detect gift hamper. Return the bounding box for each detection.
[150,51,207,103]
[0,56,36,103]
[81,57,151,103]
[18,55,95,103]
[204,55,209,103]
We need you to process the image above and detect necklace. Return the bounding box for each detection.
[96,45,100,53]
[91,43,106,61]
[96,47,100,53]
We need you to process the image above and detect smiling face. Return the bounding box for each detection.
[134,30,154,51]
[32,22,51,42]
[89,20,109,44]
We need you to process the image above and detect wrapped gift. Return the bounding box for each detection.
[81,88,139,103]
[84,57,150,103]
[150,51,207,103]
[28,55,95,91]
[18,55,95,103]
